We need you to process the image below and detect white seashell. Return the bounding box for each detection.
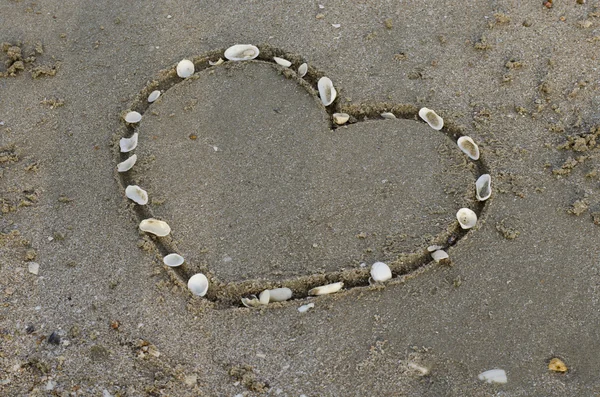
[187,273,209,297]
[267,287,293,302]
[139,218,171,236]
[456,208,477,229]
[298,63,308,77]
[28,262,40,275]
[298,302,315,313]
[318,77,337,106]
[147,90,161,103]
[381,112,396,120]
[241,296,262,308]
[117,154,137,172]
[308,281,343,296]
[273,57,291,68]
[125,185,148,205]
[431,249,449,263]
[119,133,138,153]
[224,44,259,61]
[163,253,184,267]
[209,58,224,66]
[258,289,270,305]
[124,111,142,124]
[427,245,443,252]
[176,59,195,78]
[370,262,392,282]
[478,369,507,384]
[333,113,349,125]
[418,107,444,130]
[476,174,492,201]
[457,136,480,160]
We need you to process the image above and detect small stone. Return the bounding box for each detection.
[28,262,40,275]
[47,332,60,345]
[24,248,37,260]
[26,324,35,334]
[184,374,197,386]
[548,358,568,372]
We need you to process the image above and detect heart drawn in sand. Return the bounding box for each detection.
[115,46,488,307]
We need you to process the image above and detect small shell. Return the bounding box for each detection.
[318,77,337,107]
[124,111,142,124]
[478,369,507,384]
[147,90,161,103]
[427,245,443,252]
[308,281,343,296]
[119,133,138,153]
[457,136,480,160]
[381,112,396,120]
[241,296,262,308]
[258,289,270,305]
[176,59,195,78]
[431,249,449,263]
[163,253,184,267]
[298,302,315,313]
[418,107,443,130]
[268,287,293,302]
[370,262,392,282]
[139,218,171,236]
[456,208,477,229]
[209,58,224,66]
[187,273,209,297]
[224,44,259,61]
[298,63,308,77]
[333,113,350,125]
[548,358,568,373]
[117,154,137,172]
[273,57,292,68]
[125,185,148,205]
[476,174,492,201]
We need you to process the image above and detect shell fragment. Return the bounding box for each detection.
[370,262,392,282]
[139,218,171,236]
[125,185,148,205]
[224,44,259,61]
[457,136,480,160]
[476,174,492,201]
[298,63,308,77]
[188,273,209,297]
[124,111,142,124]
[431,249,449,263]
[147,90,161,103]
[418,107,444,130]
[381,112,396,120]
[117,154,137,172]
[456,208,477,229]
[273,57,292,68]
[333,113,349,125]
[176,59,195,78]
[259,289,271,305]
[209,58,224,66]
[163,253,184,267]
[308,281,343,296]
[318,77,337,106]
[478,369,507,384]
[298,302,315,313]
[119,133,138,153]
[267,287,293,302]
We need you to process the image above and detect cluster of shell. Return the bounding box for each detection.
[118,44,491,307]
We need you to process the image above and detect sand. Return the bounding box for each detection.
[1,0,599,396]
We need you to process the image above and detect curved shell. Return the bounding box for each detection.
[139,218,171,236]
[209,58,224,66]
[147,90,161,103]
[381,112,396,120]
[298,302,314,313]
[308,281,343,296]
[125,185,148,205]
[119,133,138,153]
[431,249,449,263]
[427,244,443,252]
[163,253,184,267]
[318,77,337,107]
[176,59,195,78]
[298,62,308,77]
[187,273,209,297]
[333,113,349,125]
[268,287,293,302]
[241,296,262,308]
[476,174,492,201]
[117,154,137,172]
[457,136,480,160]
[124,111,142,124]
[224,44,259,61]
[418,107,444,130]
[456,208,477,229]
[370,262,392,282]
[478,369,507,384]
[258,289,270,305]
[273,57,291,68]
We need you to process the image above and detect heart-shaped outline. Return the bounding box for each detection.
[114,45,489,308]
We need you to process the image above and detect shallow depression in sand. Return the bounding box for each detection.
[134,62,473,283]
